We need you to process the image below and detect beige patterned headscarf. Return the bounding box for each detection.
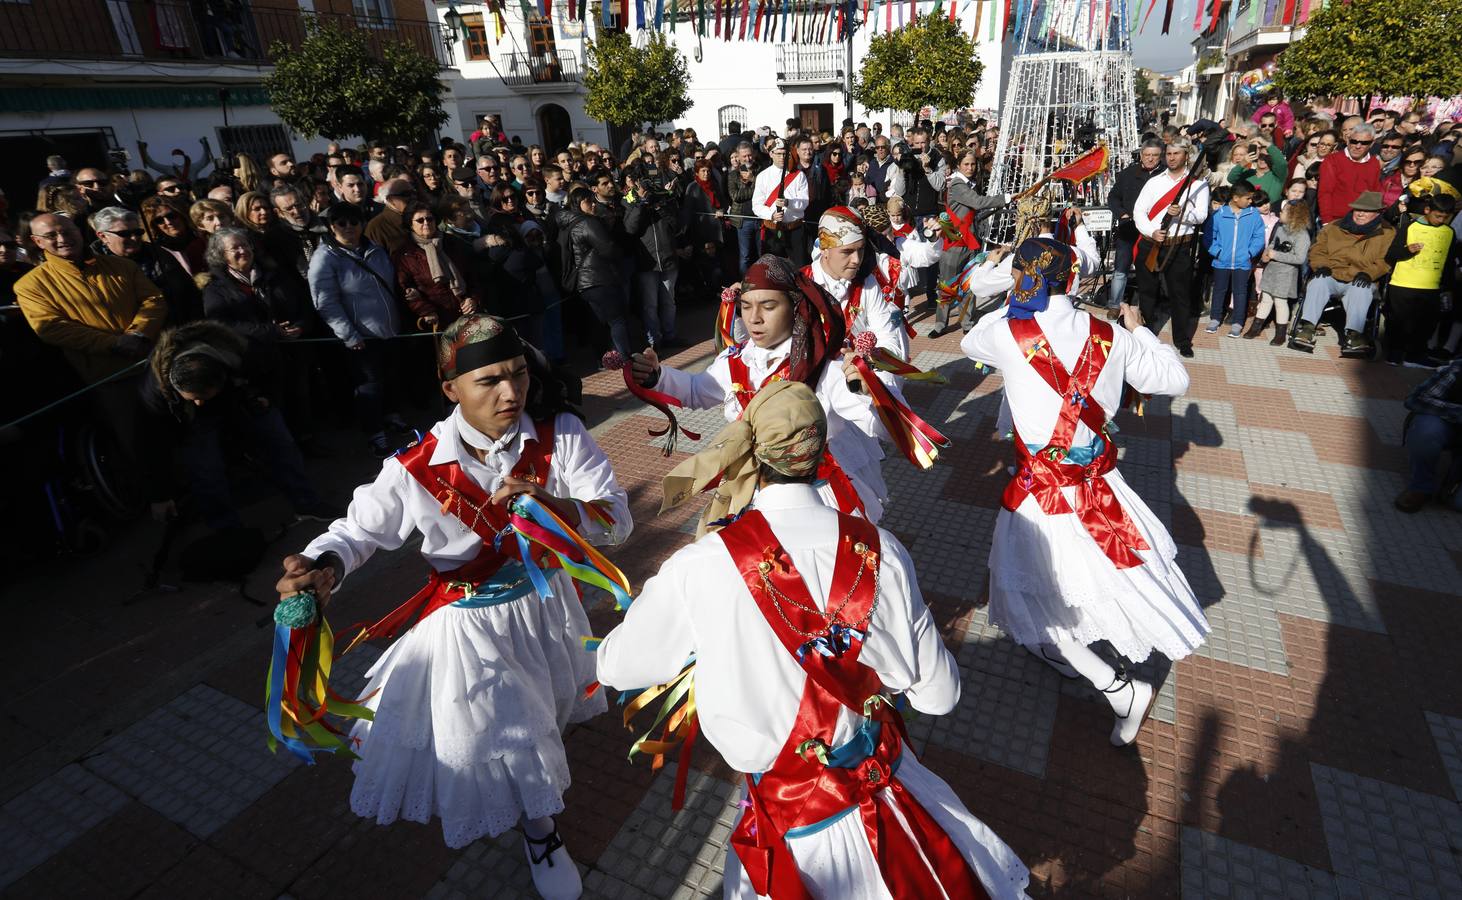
[661,381,827,536]
[1013,189,1055,246]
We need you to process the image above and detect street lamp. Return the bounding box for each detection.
[442,1,463,55]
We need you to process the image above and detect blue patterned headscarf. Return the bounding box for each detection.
[1006,237,1076,320]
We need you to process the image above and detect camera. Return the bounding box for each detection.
[1274,240,1293,253]
[737,164,752,173]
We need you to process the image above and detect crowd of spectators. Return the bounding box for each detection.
[1,111,997,540]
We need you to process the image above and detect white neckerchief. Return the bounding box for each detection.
[740,336,792,379]
[454,405,521,455]
[813,261,852,301]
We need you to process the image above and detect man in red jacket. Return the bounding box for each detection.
[1318,122,1381,224]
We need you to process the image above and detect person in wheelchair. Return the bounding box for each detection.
[1290,191,1395,356]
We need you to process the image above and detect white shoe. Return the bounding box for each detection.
[1031,644,1080,679]
[523,825,582,900]
[1108,677,1155,747]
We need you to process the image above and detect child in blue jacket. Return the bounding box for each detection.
[1203,181,1268,337]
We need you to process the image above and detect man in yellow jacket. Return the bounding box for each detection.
[15,213,168,385]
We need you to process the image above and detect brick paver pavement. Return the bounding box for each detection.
[3,309,1461,899]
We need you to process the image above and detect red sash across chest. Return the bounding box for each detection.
[720,511,987,900]
[350,420,557,644]
[763,169,804,208]
[1002,317,1151,569]
[726,349,866,518]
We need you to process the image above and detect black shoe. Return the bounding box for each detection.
[292,500,343,524]
[927,326,947,339]
[1339,329,1373,358]
[1179,346,1195,358]
[1289,321,1317,352]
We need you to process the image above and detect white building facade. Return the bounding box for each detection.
[433,0,1005,151]
[0,0,461,211]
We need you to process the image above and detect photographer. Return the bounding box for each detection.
[900,127,948,308]
[726,142,761,274]
[624,169,687,349]
[1108,140,1165,313]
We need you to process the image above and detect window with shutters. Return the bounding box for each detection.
[462,12,490,60]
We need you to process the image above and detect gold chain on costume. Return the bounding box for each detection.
[756,542,881,640]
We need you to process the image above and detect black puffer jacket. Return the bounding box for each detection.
[625,193,683,271]
[563,209,622,292]
[201,265,315,346]
[1108,160,1162,237]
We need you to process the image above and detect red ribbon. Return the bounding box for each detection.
[605,352,702,455]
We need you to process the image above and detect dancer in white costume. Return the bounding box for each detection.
[598,381,1031,899]
[275,316,630,900]
[632,254,894,522]
[960,238,1210,745]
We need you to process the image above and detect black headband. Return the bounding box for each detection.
[443,328,525,379]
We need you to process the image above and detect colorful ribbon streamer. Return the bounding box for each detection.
[505,495,634,610]
[849,354,950,469]
[265,604,376,764]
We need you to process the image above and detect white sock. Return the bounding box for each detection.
[1050,641,1141,714]
[522,815,556,840]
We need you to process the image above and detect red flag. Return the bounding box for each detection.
[1279,0,1297,23]
[1206,0,1223,32]
[1050,143,1110,185]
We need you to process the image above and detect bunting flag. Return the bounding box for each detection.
[697,0,705,33]
[972,0,983,38]
[602,0,612,26]
[989,0,998,38]
[1160,0,1174,33]
[780,0,789,41]
[739,0,749,38]
[568,0,577,21]
[714,0,721,37]
[635,0,644,30]
[1206,0,1222,33]
[654,0,664,28]
[1191,0,1203,30]
[1279,0,1296,24]
[752,0,763,38]
[671,0,679,29]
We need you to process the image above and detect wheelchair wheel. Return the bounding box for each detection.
[71,424,144,521]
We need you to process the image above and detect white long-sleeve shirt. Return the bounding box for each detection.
[303,407,631,583]
[654,338,893,521]
[1134,170,1210,241]
[596,482,958,773]
[752,166,809,224]
[959,295,1189,448]
[887,234,942,294]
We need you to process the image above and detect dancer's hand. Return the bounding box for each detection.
[1120,302,1145,332]
[493,476,581,526]
[843,358,866,394]
[630,347,660,385]
[277,553,337,606]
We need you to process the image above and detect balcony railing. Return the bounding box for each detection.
[0,1,450,67]
[775,46,843,85]
[500,50,581,88]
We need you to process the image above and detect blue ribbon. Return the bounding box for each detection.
[655,0,665,28]
[795,624,866,661]
[265,624,322,765]
[1025,435,1106,466]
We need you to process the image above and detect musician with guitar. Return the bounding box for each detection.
[1133,137,1211,358]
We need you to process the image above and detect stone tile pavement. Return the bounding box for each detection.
[2,308,1459,899]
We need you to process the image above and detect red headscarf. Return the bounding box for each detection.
[740,254,844,388]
